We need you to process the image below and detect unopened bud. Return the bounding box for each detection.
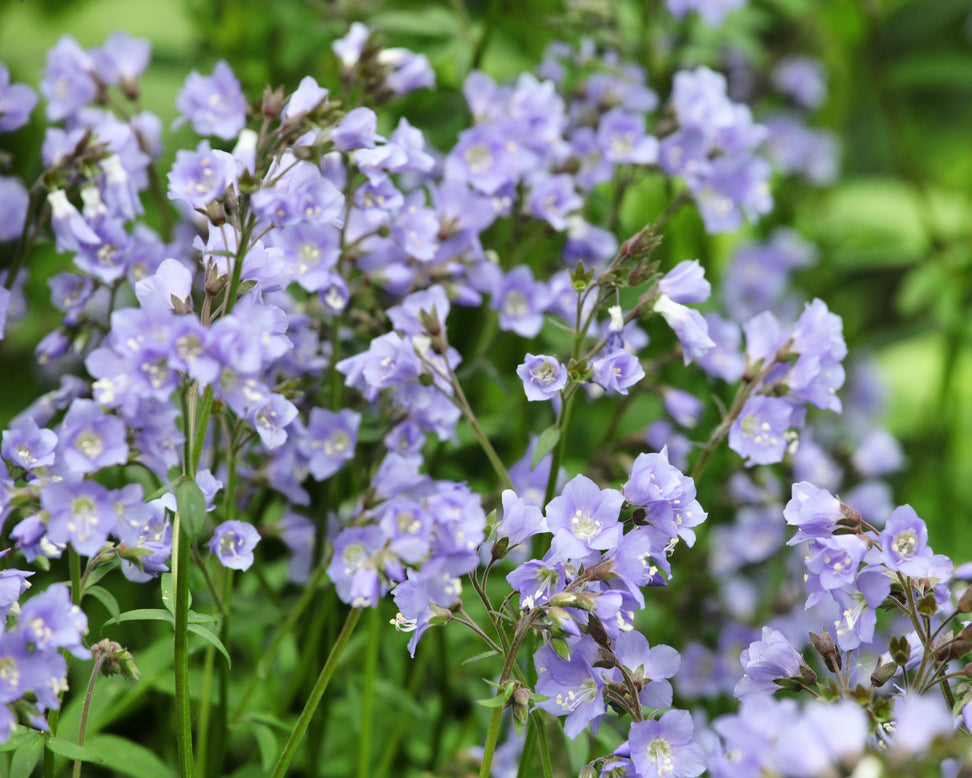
[957,585,972,614]
[587,614,611,649]
[92,639,139,682]
[549,592,579,608]
[205,201,226,227]
[870,661,897,688]
[550,636,571,661]
[810,628,842,673]
[262,85,287,120]
[490,536,510,563]
[889,635,912,666]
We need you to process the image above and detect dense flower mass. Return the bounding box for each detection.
[0,13,968,778]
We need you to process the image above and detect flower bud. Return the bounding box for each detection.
[810,627,841,673]
[871,661,897,688]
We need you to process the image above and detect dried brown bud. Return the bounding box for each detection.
[810,627,842,673]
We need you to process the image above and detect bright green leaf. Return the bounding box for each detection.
[83,734,171,778]
[531,426,561,469]
[174,475,206,540]
[84,585,120,620]
[44,736,103,763]
[188,624,232,668]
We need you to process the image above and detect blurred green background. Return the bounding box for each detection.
[3,0,972,561]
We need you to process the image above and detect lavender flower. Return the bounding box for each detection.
[0,64,37,132]
[516,354,567,401]
[174,60,246,139]
[626,709,706,778]
[209,520,261,571]
[728,395,795,466]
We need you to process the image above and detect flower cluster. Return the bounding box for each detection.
[0,13,968,778]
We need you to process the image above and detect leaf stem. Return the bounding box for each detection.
[270,606,362,778]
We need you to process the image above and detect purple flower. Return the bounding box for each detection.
[507,559,566,610]
[890,693,954,756]
[90,31,151,90]
[534,635,606,739]
[623,449,698,540]
[495,490,546,548]
[331,107,383,151]
[545,475,624,563]
[378,48,436,95]
[783,481,842,544]
[209,520,260,571]
[596,109,659,165]
[0,64,37,132]
[517,354,567,401]
[56,398,129,477]
[0,177,28,242]
[659,260,711,304]
[18,583,90,659]
[653,294,715,365]
[277,511,315,583]
[591,350,645,395]
[528,174,582,231]
[627,709,706,778]
[42,480,116,557]
[332,23,370,70]
[251,394,299,450]
[772,57,827,110]
[2,416,57,471]
[875,505,934,577]
[734,627,805,699]
[175,60,246,140]
[300,408,361,480]
[728,395,795,466]
[167,141,238,209]
[663,388,704,428]
[40,36,97,121]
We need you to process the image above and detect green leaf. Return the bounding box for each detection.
[531,426,561,469]
[83,734,171,778]
[0,731,41,753]
[104,608,173,628]
[10,734,43,778]
[44,736,104,763]
[174,475,207,540]
[249,721,277,772]
[160,573,176,616]
[191,386,214,474]
[462,649,501,666]
[84,585,120,620]
[188,624,232,668]
[475,695,507,709]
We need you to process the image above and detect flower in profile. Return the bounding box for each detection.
[209,521,260,571]
[516,354,567,401]
[734,627,806,699]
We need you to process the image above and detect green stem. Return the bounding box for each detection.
[479,705,504,778]
[72,654,107,778]
[536,713,553,778]
[356,607,381,778]
[270,607,362,778]
[479,608,541,778]
[173,513,194,778]
[69,549,83,605]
